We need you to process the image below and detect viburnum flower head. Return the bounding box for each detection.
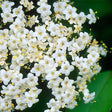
[0,0,107,112]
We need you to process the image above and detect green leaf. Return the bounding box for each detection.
[66,71,112,112]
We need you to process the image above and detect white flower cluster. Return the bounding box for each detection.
[0,0,107,112]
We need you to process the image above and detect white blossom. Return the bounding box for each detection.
[0,0,107,111]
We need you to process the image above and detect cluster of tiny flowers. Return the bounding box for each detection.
[0,0,107,112]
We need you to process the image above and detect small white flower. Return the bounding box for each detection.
[46,69,60,80]
[66,101,77,109]
[83,89,95,103]
[0,69,11,85]
[87,9,96,24]
[72,56,84,67]
[1,1,14,12]
[47,22,59,36]
[37,0,47,6]
[25,92,39,107]
[37,3,51,17]
[15,96,27,110]
[13,6,24,17]
[9,18,25,33]
[47,98,61,109]
[56,37,68,51]
[47,77,62,89]
[16,28,29,38]
[11,73,23,85]
[79,32,92,45]
[63,5,77,20]
[52,49,66,63]
[87,51,99,63]
[20,0,29,7]
[53,2,66,13]
[30,63,42,77]
[26,73,38,86]
[52,87,64,100]
[76,12,86,25]
[1,11,13,23]
[60,61,74,76]
[61,77,74,88]
[99,45,107,57]
[69,13,78,24]
[35,25,47,41]
[39,56,56,71]
[74,24,82,33]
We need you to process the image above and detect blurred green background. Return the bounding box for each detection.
[9,0,112,112]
